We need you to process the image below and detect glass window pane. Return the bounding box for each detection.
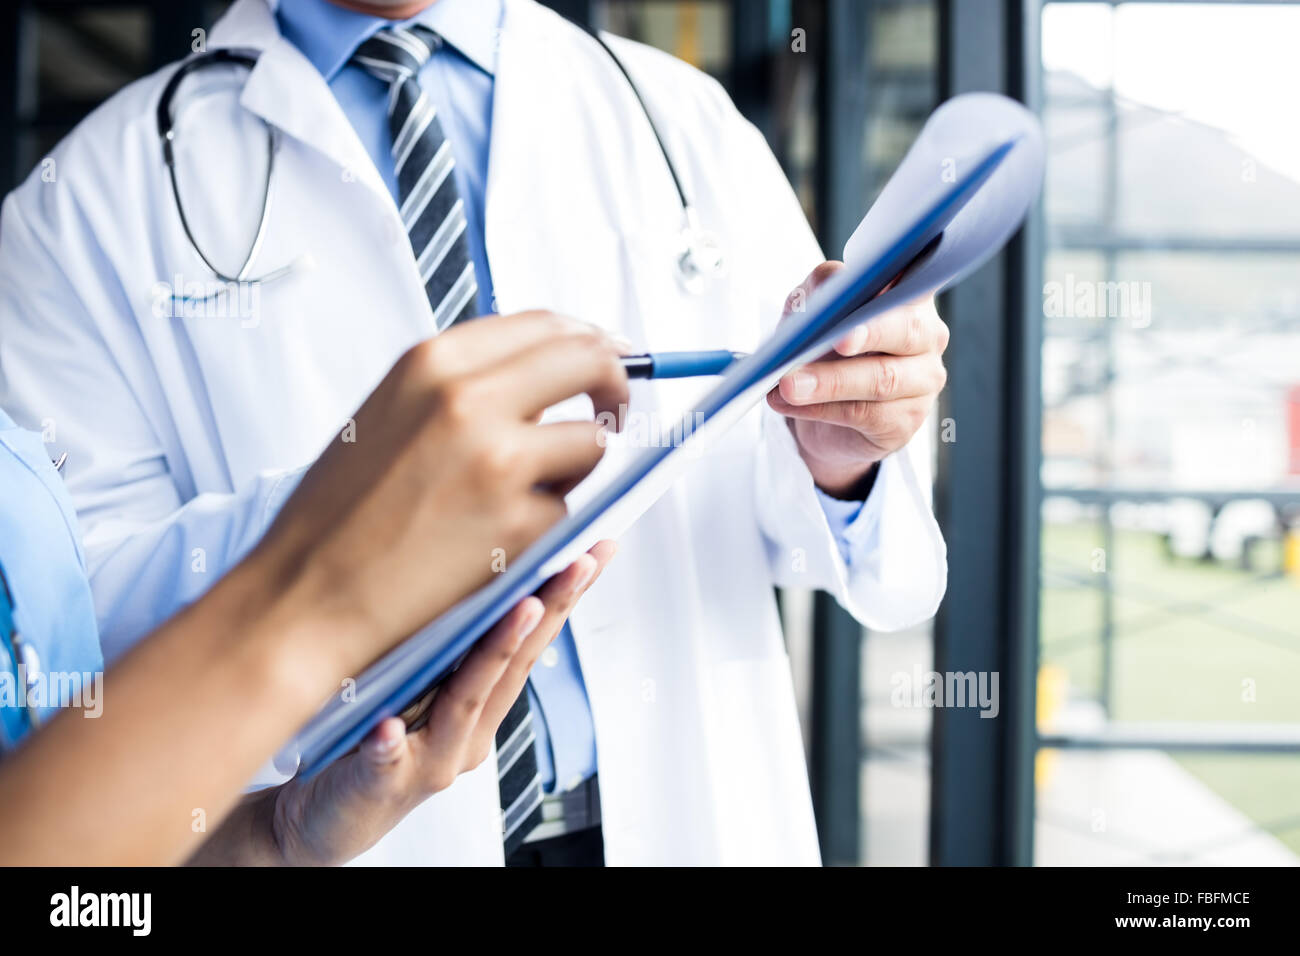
[1036,1,1300,865]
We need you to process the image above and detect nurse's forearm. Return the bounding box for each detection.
[0,551,345,866]
[0,316,628,865]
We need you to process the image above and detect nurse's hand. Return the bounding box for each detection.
[190,541,615,867]
[767,262,949,499]
[264,543,613,866]
[4,311,627,869]
[254,311,629,691]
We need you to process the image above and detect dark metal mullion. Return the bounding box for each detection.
[727,0,777,147]
[1096,2,1122,718]
[0,2,23,191]
[539,0,595,30]
[929,0,1040,867]
[1041,737,1300,754]
[146,0,212,71]
[807,0,872,866]
[931,0,1011,868]
[1047,488,1300,508]
[814,0,871,256]
[1006,0,1044,869]
[1052,235,1300,253]
[809,592,864,865]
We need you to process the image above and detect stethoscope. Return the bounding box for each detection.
[156,48,302,290]
[156,28,726,298]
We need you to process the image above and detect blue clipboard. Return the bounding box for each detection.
[283,92,1045,778]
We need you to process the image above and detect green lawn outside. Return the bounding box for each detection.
[1039,521,1300,854]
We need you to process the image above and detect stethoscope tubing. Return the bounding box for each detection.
[156,26,718,294]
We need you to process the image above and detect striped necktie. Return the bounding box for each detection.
[351,24,478,330]
[352,25,544,853]
[496,690,545,854]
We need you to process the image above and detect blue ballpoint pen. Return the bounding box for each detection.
[620,350,748,379]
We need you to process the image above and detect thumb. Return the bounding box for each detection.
[357,717,410,773]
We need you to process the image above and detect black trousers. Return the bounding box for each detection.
[505,826,604,867]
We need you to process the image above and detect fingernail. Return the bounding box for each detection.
[569,559,597,596]
[373,734,401,755]
[516,600,544,642]
[787,371,817,401]
[609,334,635,354]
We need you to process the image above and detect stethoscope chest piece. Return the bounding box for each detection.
[674,207,725,296]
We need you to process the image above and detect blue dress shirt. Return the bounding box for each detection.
[277,0,875,794]
[278,0,596,792]
[0,410,103,751]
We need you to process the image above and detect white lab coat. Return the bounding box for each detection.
[0,0,945,865]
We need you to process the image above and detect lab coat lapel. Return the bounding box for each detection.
[168,0,433,489]
[208,0,390,204]
[486,0,651,626]
[487,1,702,352]
[487,0,654,327]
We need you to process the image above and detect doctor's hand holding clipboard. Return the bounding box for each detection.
[769,268,949,501]
[0,313,627,866]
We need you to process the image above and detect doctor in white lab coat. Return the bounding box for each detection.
[0,0,948,865]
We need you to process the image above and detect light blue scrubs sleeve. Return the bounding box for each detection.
[0,414,104,751]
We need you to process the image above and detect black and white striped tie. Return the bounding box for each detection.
[352,25,478,330]
[353,25,544,854]
[496,690,544,854]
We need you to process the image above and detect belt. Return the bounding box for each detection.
[524,774,601,843]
